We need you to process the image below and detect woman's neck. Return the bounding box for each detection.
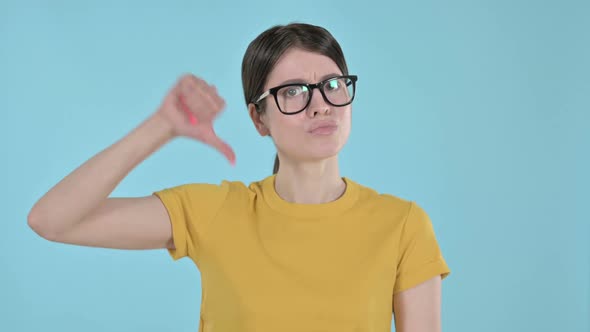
[273,157,346,204]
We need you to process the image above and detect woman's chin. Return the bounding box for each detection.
[305,146,344,161]
[279,138,347,163]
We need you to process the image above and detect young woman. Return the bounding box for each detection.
[28,23,451,332]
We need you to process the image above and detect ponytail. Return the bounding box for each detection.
[273,154,280,174]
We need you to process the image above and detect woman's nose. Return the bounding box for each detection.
[306,88,331,115]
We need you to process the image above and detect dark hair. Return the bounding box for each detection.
[241,23,349,175]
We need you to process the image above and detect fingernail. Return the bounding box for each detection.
[179,95,198,125]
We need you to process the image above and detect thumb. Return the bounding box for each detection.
[201,129,236,165]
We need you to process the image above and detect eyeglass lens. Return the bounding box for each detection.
[276,77,354,114]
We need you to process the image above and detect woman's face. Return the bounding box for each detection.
[251,48,352,164]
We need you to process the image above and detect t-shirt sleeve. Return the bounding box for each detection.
[393,201,451,294]
[152,180,231,262]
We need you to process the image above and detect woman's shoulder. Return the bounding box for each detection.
[156,175,271,197]
[350,178,411,204]
[348,177,419,214]
[154,177,252,198]
[350,179,434,227]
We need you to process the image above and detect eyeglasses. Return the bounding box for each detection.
[253,75,358,115]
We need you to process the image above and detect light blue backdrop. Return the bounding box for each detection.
[1,0,588,331]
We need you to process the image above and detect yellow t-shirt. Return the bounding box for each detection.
[153,174,450,332]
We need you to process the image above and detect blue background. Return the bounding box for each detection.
[1,0,588,331]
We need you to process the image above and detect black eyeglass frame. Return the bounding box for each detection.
[253,75,358,115]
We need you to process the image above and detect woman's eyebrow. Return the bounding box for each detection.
[277,73,341,86]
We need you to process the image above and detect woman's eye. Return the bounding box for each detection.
[283,86,305,97]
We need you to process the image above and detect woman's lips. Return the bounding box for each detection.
[309,125,338,135]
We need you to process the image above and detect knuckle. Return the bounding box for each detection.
[179,73,193,84]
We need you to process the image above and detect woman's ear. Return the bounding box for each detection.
[248,103,271,136]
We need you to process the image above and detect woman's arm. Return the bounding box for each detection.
[27,113,175,248]
[27,74,233,250]
[393,275,443,332]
